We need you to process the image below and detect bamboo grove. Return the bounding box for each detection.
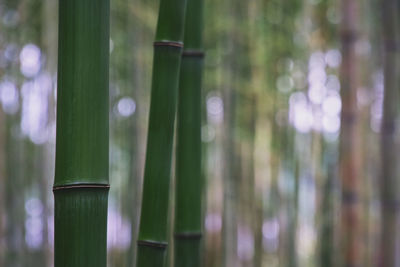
[1,0,400,267]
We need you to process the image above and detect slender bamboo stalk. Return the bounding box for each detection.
[339,0,362,265]
[221,1,240,265]
[136,0,187,265]
[286,143,299,267]
[0,106,4,267]
[174,0,204,265]
[379,0,400,265]
[318,143,335,267]
[53,1,109,266]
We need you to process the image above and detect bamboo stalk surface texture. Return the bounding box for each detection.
[54,1,110,267]
[174,0,204,265]
[136,0,187,266]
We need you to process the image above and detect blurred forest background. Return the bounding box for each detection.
[0,0,395,266]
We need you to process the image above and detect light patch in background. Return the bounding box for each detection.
[25,198,43,217]
[292,70,307,90]
[326,74,340,92]
[356,40,371,56]
[289,92,313,133]
[288,51,343,135]
[262,218,279,252]
[325,49,341,68]
[322,92,341,116]
[25,198,44,250]
[370,71,384,133]
[107,204,131,250]
[48,215,54,246]
[237,225,254,261]
[308,67,327,86]
[277,75,294,93]
[4,43,19,62]
[20,43,41,78]
[297,224,316,258]
[117,97,136,117]
[21,73,52,144]
[206,94,224,124]
[201,124,216,143]
[311,109,323,132]
[205,212,222,233]
[0,80,19,114]
[3,9,19,27]
[327,6,341,24]
[308,84,327,105]
[323,115,340,133]
[309,51,325,70]
[110,39,114,53]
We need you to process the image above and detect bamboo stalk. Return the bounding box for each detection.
[53,1,110,266]
[0,105,4,267]
[173,0,204,265]
[379,0,400,265]
[136,0,187,265]
[3,1,27,265]
[318,143,335,267]
[339,0,362,265]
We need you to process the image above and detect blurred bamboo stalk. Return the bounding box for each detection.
[318,143,336,267]
[0,101,5,267]
[339,0,362,265]
[379,0,400,265]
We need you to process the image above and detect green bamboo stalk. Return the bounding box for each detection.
[53,1,109,266]
[173,0,204,265]
[136,0,187,265]
[380,0,400,265]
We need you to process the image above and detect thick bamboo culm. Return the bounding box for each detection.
[174,0,204,265]
[53,1,110,267]
[136,0,187,265]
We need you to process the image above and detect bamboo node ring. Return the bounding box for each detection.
[137,240,168,249]
[153,41,184,48]
[53,184,110,192]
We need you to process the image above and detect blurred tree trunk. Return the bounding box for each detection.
[222,0,239,266]
[126,3,144,266]
[5,115,25,267]
[379,0,400,266]
[3,1,26,266]
[318,143,336,267]
[237,93,257,267]
[339,0,362,265]
[286,142,299,267]
[0,103,5,267]
[42,0,58,264]
[222,84,239,267]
